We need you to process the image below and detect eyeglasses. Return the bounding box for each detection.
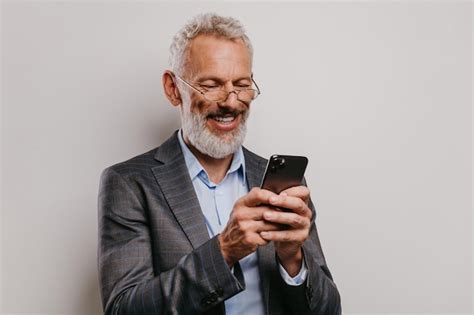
[174,74,261,104]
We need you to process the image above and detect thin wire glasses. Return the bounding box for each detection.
[174,74,261,104]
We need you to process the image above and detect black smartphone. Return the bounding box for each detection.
[260,155,308,194]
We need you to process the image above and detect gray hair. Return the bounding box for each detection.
[169,13,253,76]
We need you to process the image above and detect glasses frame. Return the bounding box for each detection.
[174,73,261,104]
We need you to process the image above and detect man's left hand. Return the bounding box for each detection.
[259,186,312,277]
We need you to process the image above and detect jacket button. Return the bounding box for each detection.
[201,298,211,306]
[210,291,219,301]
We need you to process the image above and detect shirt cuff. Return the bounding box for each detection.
[277,257,308,286]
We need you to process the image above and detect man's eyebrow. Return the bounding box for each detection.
[233,77,252,82]
[195,76,252,83]
[195,76,223,83]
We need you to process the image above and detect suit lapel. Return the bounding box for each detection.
[153,136,276,313]
[151,132,210,249]
[244,149,275,315]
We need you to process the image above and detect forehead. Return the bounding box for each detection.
[184,34,252,79]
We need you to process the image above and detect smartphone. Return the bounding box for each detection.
[260,155,308,194]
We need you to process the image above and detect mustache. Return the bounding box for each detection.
[205,107,247,118]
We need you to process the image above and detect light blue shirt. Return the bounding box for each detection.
[177,131,307,314]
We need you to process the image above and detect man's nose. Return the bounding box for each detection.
[219,90,240,108]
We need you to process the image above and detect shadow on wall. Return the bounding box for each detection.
[79,270,103,315]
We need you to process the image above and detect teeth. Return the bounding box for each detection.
[213,116,235,123]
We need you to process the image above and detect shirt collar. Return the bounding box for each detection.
[177,129,246,184]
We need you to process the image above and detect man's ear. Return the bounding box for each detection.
[162,71,182,106]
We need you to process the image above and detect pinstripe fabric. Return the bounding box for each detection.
[98,131,341,314]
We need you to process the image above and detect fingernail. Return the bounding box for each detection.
[264,211,273,219]
[280,192,288,197]
[269,196,278,204]
[260,232,269,237]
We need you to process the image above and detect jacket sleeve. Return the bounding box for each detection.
[98,167,245,314]
[277,197,342,315]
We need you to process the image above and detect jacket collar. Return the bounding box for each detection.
[153,130,183,164]
[152,131,274,313]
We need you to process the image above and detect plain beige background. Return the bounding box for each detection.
[1,1,472,314]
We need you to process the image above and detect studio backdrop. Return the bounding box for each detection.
[1,1,472,314]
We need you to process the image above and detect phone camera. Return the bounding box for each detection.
[275,157,285,169]
[270,156,286,172]
[278,158,286,167]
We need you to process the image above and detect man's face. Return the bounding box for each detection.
[179,35,253,159]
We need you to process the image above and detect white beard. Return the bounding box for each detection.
[180,101,249,159]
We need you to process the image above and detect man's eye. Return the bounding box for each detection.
[200,85,219,89]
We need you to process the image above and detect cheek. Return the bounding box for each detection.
[190,97,211,116]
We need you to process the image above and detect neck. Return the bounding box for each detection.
[183,137,234,184]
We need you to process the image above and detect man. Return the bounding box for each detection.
[98,13,341,314]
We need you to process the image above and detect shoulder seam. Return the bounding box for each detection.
[106,167,147,210]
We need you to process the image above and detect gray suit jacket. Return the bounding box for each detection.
[98,131,341,314]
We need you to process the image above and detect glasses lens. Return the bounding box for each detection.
[238,89,258,102]
[204,90,227,102]
[203,89,258,103]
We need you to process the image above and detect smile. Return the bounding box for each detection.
[211,115,236,124]
[207,113,242,132]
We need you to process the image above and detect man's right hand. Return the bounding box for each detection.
[218,188,282,267]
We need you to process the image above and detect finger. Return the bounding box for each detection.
[280,186,310,204]
[263,210,309,229]
[268,194,312,219]
[252,220,285,232]
[233,205,278,221]
[239,187,278,207]
[260,230,308,243]
[249,232,270,246]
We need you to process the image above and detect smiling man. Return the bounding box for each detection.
[98,13,341,315]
